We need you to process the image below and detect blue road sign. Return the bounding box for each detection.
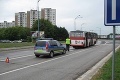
[105,0,120,26]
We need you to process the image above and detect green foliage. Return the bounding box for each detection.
[0,19,69,41]
[53,26,68,41]
[91,48,120,80]
[31,19,69,41]
[0,42,35,48]
[0,28,6,39]
[27,36,32,42]
[0,26,31,40]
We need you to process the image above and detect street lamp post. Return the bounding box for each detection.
[74,15,82,31]
[81,23,85,31]
[97,27,101,38]
[37,0,40,40]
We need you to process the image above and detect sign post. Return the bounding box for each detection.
[112,26,115,80]
[105,0,120,80]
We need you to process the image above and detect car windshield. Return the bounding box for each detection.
[35,41,46,46]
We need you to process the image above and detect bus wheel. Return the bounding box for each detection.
[73,46,76,49]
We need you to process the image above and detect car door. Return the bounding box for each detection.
[51,41,58,54]
[56,41,63,53]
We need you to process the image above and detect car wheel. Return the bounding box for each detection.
[62,49,66,54]
[35,54,40,57]
[49,51,54,58]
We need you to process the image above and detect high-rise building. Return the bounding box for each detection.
[41,8,56,25]
[15,8,56,28]
[0,21,15,28]
[27,10,41,28]
[15,12,27,27]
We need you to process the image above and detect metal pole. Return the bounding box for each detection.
[100,28,101,38]
[100,28,101,36]
[74,15,81,31]
[74,20,76,30]
[37,0,40,40]
[112,25,115,80]
[81,23,84,31]
[97,27,101,38]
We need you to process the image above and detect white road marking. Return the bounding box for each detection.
[0,48,73,61]
[0,55,34,61]
[0,48,93,76]
[9,55,34,60]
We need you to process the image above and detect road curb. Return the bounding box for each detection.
[76,45,120,80]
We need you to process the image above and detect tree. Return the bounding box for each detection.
[0,28,5,40]
[52,26,69,41]
[31,19,69,41]
[32,19,54,38]
[0,27,31,41]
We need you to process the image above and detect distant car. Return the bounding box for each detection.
[34,39,66,58]
[0,40,11,43]
[12,40,22,43]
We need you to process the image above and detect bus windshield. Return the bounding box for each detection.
[70,31,84,37]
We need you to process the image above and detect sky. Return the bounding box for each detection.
[0,0,120,35]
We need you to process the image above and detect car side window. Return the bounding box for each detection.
[56,41,61,46]
[52,41,57,46]
[49,41,53,46]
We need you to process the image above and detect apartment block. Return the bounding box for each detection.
[14,8,56,28]
[41,8,56,25]
[15,12,27,27]
[0,21,15,28]
[27,10,41,28]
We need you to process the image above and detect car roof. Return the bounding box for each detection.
[36,40,56,42]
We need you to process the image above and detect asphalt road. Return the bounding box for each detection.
[0,40,120,80]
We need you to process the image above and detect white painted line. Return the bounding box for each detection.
[0,46,86,61]
[9,55,34,60]
[0,55,34,61]
[0,48,73,61]
[0,48,93,76]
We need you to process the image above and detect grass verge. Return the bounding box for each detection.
[0,41,65,48]
[91,48,120,80]
[0,42,35,48]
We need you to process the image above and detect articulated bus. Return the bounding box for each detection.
[69,30,98,49]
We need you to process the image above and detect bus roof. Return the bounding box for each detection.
[70,30,84,32]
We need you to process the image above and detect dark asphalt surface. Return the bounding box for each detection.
[0,40,119,80]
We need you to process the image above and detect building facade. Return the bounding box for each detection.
[15,12,27,27]
[27,10,41,28]
[0,21,15,28]
[41,8,56,25]
[1,8,56,28]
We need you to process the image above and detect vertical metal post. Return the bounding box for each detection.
[74,15,81,31]
[112,25,115,80]
[81,23,85,31]
[37,0,40,40]
[74,20,76,30]
[97,27,101,38]
[100,28,101,36]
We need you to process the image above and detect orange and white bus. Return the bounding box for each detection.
[69,30,98,49]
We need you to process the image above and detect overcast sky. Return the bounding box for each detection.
[0,0,119,35]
